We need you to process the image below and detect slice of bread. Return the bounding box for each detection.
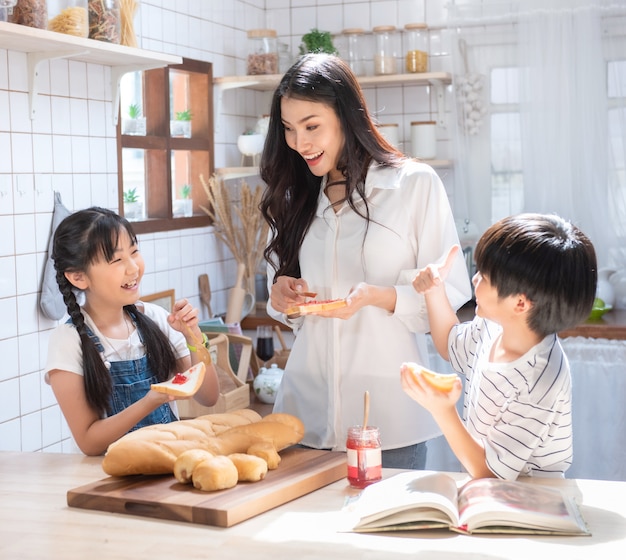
[151,362,206,397]
[403,362,459,393]
[286,298,347,318]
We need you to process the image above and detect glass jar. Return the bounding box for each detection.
[48,0,89,38]
[346,426,382,489]
[278,42,292,74]
[247,28,279,75]
[9,0,47,28]
[88,0,121,43]
[404,23,429,73]
[341,27,366,76]
[373,25,398,76]
[411,121,437,159]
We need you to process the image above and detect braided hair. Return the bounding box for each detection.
[52,207,177,416]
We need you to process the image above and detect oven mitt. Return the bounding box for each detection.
[39,191,72,320]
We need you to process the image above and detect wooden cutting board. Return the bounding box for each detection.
[67,448,347,528]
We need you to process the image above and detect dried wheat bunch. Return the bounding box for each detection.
[200,174,269,289]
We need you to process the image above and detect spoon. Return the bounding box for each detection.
[363,390,370,430]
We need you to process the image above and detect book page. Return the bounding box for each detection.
[457,478,590,535]
[350,472,460,531]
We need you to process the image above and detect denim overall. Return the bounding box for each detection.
[72,316,177,432]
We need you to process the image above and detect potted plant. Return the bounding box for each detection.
[299,28,337,55]
[122,103,146,135]
[173,184,193,218]
[123,188,144,221]
[170,109,192,138]
[237,129,265,166]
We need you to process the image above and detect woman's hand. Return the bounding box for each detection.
[270,275,313,313]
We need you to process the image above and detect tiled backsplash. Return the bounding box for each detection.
[0,0,453,452]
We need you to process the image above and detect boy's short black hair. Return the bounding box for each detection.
[474,213,597,337]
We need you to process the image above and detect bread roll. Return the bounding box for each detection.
[228,453,268,481]
[192,456,239,491]
[173,449,214,484]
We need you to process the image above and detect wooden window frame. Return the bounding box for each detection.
[117,57,214,234]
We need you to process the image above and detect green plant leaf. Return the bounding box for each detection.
[299,28,337,55]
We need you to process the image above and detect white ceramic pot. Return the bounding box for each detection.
[596,268,616,307]
[253,364,284,404]
[237,133,265,156]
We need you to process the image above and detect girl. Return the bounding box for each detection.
[260,54,472,469]
[45,207,220,456]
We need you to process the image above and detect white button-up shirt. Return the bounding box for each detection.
[267,161,472,451]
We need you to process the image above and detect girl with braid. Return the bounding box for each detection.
[45,207,219,455]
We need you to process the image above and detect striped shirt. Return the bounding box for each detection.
[448,317,573,480]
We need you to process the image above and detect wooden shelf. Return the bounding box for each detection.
[0,21,181,121]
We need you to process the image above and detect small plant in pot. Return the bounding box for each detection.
[123,188,144,221]
[173,184,193,218]
[170,109,192,138]
[123,103,146,135]
[299,28,337,55]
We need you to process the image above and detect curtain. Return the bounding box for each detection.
[447,0,626,270]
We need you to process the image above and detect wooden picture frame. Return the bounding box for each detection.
[141,289,175,312]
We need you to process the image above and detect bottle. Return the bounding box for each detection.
[88,0,121,44]
[411,121,437,159]
[48,0,89,38]
[9,0,47,28]
[246,29,279,75]
[341,28,366,76]
[373,25,398,76]
[404,23,429,73]
[346,426,382,489]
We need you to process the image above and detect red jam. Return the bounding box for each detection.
[172,373,188,385]
[346,426,382,488]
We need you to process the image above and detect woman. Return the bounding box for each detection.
[259,54,471,469]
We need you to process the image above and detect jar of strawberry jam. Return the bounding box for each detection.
[346,426,382,488]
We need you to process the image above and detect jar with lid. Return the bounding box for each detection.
[88,0,121,44]
[377,123,399,148]
[341,28,366,76]
[346,426,382,488]
[373,25,399,76]
[9,0,47,28]
[411,121,437,159]
[404,23,429,73]
[48,0,89,38]
[247,29,279,75]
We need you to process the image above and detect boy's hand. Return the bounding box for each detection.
[412,245,461,294]
[400,362,462,417]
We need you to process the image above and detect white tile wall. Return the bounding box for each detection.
[0,0,454,452]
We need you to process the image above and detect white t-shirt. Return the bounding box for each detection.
[45,301,188,382]
[449,317,573,480]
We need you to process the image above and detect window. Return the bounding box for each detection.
[118,58,214,233]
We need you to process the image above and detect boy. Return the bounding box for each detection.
[401,213,597,480]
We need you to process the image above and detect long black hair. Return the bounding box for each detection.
[259,53,406,279]
[52,207,177,416]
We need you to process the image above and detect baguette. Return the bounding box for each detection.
[101,410,304,477]
[150,362,205,397]
[286,298,347,318]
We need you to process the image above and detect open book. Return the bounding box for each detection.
[348,472,590,536]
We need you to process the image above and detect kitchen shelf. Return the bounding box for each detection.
[214,71,452,130]
[216,159,453,182]
[214,71,452,91]
[0,21,181,122]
